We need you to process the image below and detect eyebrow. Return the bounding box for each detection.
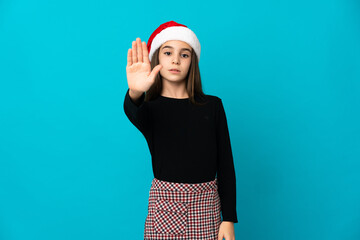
[161,45,192,52]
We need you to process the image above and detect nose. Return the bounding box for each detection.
[172,55,180,64]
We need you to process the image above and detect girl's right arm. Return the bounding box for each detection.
[123,37,162,134]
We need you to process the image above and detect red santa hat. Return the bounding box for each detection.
[147,21,201,62]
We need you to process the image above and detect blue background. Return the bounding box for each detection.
[1,0,359,239]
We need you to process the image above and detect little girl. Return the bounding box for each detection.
[124,21,237,240]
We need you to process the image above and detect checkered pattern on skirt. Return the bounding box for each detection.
[144,177,221,240]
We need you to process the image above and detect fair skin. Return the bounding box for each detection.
[126,37,235,240]
[158,40,191,98]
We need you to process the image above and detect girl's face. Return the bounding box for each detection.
[158,40,192,83]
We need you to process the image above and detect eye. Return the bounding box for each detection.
[164,52,189,58]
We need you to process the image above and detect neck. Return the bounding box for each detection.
[161,79,189,98]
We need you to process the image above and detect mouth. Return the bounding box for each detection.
[169,69,181,72]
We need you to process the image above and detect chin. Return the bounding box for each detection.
[162,75,186,82]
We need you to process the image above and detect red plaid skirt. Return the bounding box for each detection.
[144,177,221,240]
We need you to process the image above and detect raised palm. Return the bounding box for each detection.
[126,37,162,94]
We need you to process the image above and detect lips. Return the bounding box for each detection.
[169,69,180,72]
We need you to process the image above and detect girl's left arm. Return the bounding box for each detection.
[215,97,238,223]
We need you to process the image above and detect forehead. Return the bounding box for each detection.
[160,40,192,50]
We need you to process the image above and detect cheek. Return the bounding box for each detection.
[184,61,191,71]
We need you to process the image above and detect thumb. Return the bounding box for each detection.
[148,64,162,81]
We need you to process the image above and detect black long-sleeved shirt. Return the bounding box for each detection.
[123,88,238,223]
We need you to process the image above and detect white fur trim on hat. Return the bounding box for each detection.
[148,26,201,62]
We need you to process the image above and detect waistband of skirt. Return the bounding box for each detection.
[151,177,218,192]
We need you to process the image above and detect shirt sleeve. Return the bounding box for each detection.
[123,88,151,136]
[216,97,238,223]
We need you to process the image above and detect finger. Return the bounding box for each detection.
[127,49,132,67]
[218,233,224,240]
[132,41,137,63]
[136,38,143,62]
[142,41,150,64]
[148,64,162,80]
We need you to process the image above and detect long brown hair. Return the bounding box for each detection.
[144,46,208,106]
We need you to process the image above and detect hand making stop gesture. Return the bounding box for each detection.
[126,37,162,96]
